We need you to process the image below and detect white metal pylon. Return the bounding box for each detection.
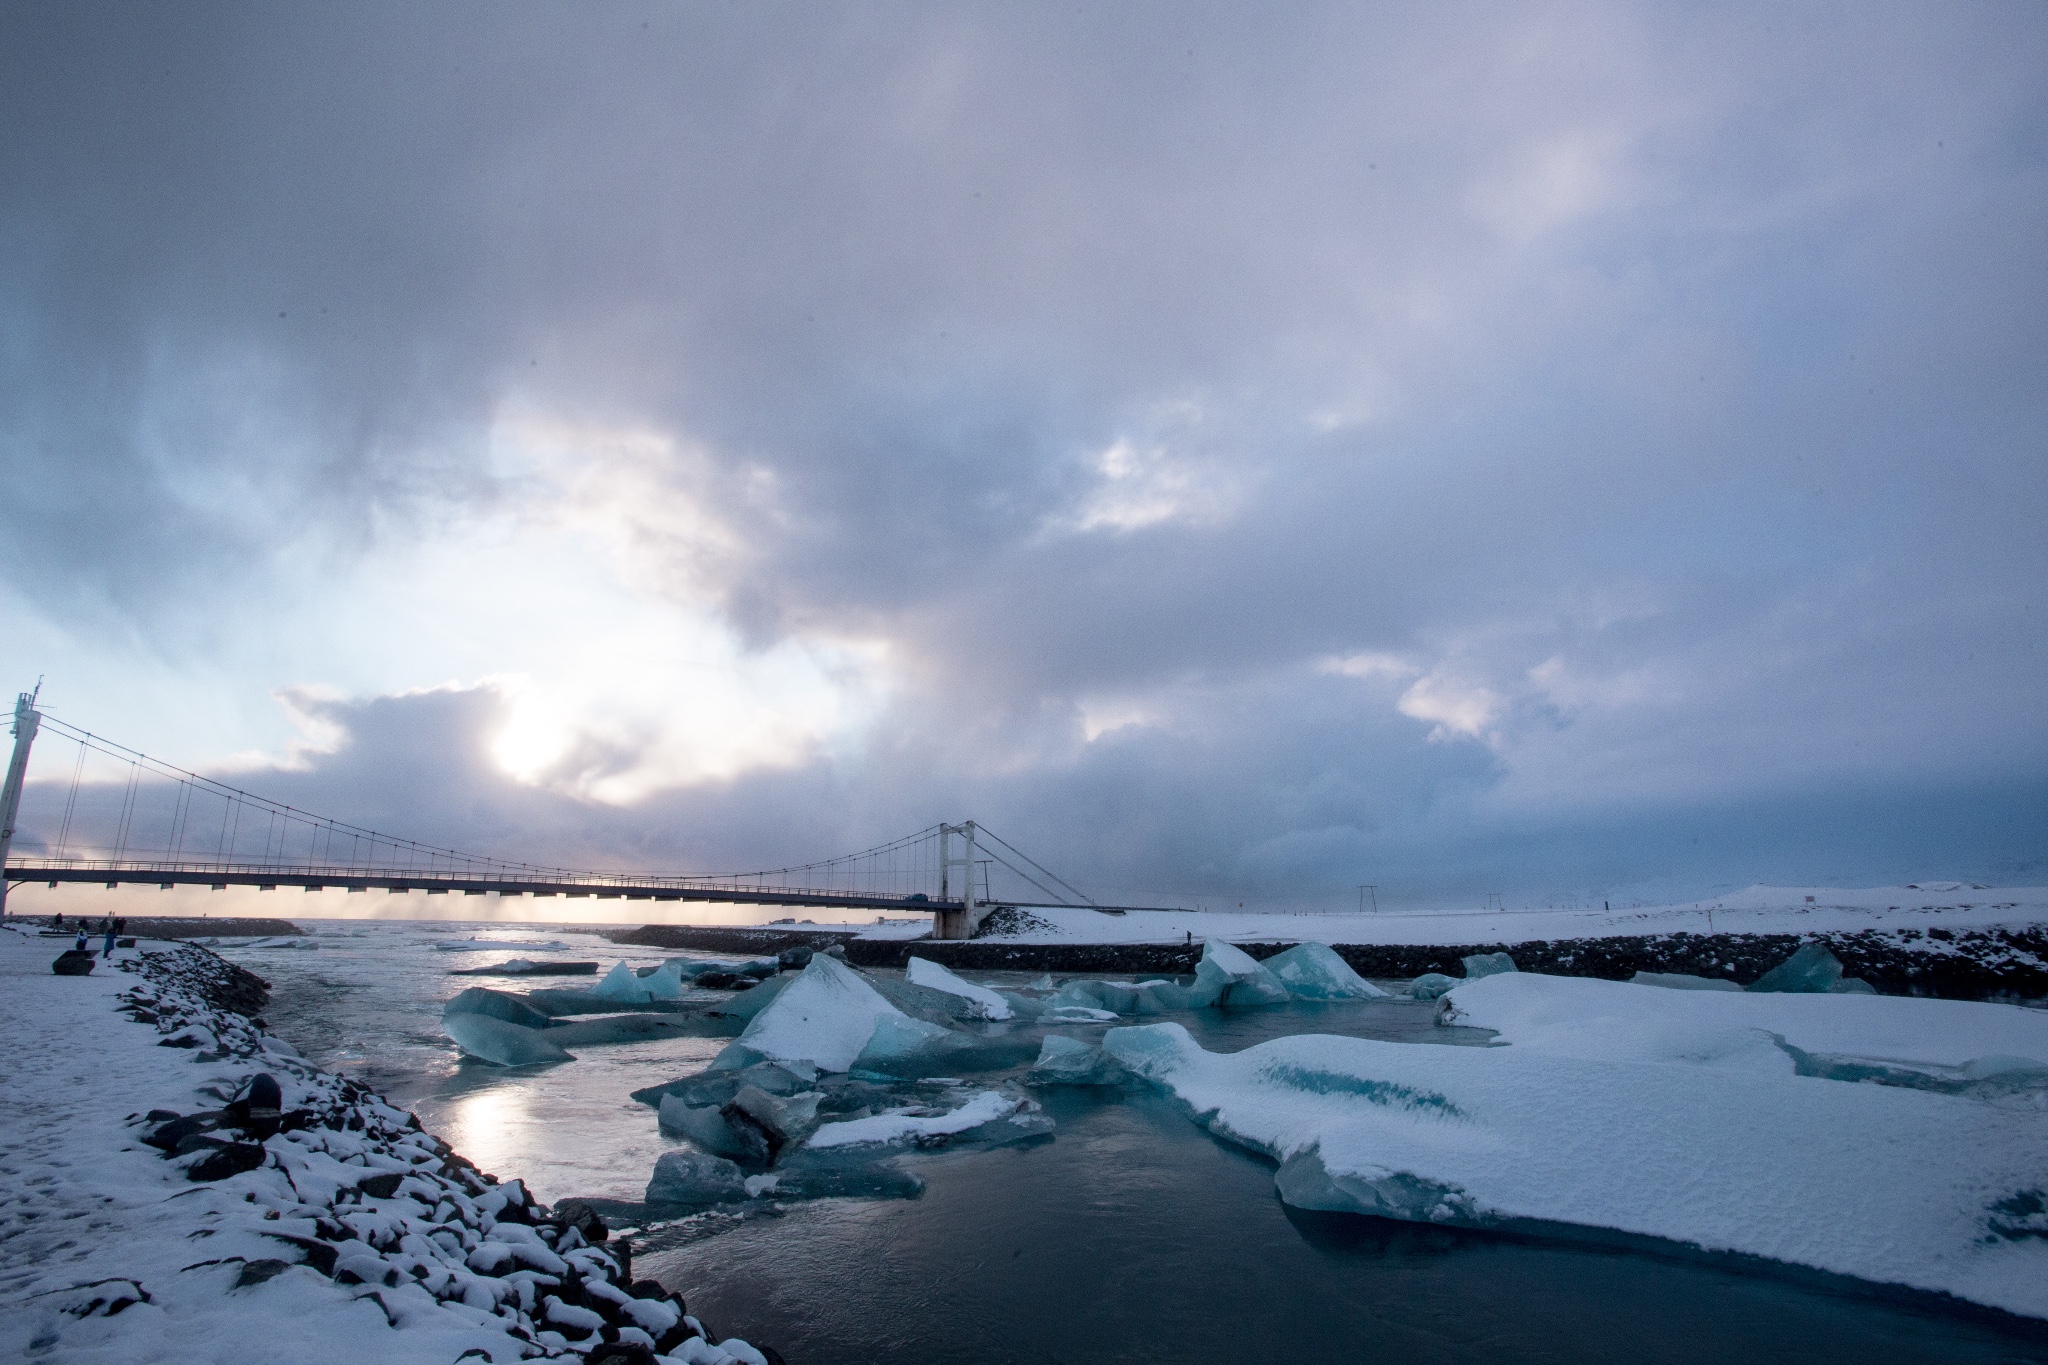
[0,683,44,920]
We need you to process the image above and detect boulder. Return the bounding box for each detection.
[51,949,95,976]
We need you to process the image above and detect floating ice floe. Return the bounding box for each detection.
[1028,1034,1131,1086]
[906,956,1014,1019]
[1439,970,2048,1092]
[1192,939,1291,1008]
[1407,973,1458,999]
[1261,942,1391,1000]
[443,985,555,1030]
[1460,951,1517,980]
[1102,973,2048,1319]
[435,938,568,951]
[442,1012,576,1067]
[1748,942,1875,994]
[806,1090,1024,1148]
[1631,970,1743,992]
[725,954,911,1073]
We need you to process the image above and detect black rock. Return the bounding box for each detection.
[355,1171,406,1199]
[187,1142,266,1182]
[232,1258,294,1288]
[694,972,750,990]
[587,1345,658,1365]
[260,1233,338,1275]
[629,1279,670,1301]
[655,1321,704,1354]
[51,950,96,976]
[551,1197,609,1243]
[760,1348,790,1365]
[144,1112,223,1152]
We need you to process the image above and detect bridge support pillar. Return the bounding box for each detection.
[0,685,42,921]
[933,821,988,941]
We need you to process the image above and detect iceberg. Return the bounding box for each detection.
[805,1090,1025,1149]
[729,954,909,1073]
[645,1150,748,1206]
[441,986,556,1030]
[1630,971,1743,992]
[1261,942,1390,1000]
[1192,940,1290,1008]
[1460,951,1517,980]
[1050,979,1186,1015]
[711,973,794,1021]
[592,960,655,1003]
[443,1013,575,1067]
[660,1085,823,1165]
[1027,1034,1130,1086]
[1100,1010,2048,1321]
[1441,972,2048,1085]
[1747,942,1843,993]
[1408,973,1458,1000]
[905,957,1014,1020]
[1044,1004,1120,1022]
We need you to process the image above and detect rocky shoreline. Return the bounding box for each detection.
[2,933,784,1364]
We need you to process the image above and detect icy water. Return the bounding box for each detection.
[218,920,2048,1364]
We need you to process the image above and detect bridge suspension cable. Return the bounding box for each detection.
[1,694,1136,917]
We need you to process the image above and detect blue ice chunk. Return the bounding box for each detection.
[1461,952,1516,980]
[1829,977,1877,995]
[1262,943,1390,1000]
[443,1013,575,1067]
[711,973,794,1022]
[1028,1034,1131,1086]
[1193,940,1290,1008]
[1748,943,1844,994]
[1408,973,1459,1000]
[1630,971,1743,992]
[441,986,556,1030]
[593,961,654,1003]
[645,1150,747,1206]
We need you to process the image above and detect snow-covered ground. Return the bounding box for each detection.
[905,884,2048,946]
[1095,972,2048,1320]
[0,925,772,1364]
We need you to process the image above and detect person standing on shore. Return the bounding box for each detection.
[103,918,117,958]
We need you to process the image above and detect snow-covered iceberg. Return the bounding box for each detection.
[725,954,911,1073]
[1439,971,2048,1088]
[1191,940,1290,1008]
[1262,942,1389,1000]
[905,957,1014,1020]
[1101,975,2048,1319]
[798,1088,1024,1154]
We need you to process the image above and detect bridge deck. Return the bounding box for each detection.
[6,862,959,913]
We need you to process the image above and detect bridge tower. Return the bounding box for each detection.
[933,820,986,941]
[0,684,43,921]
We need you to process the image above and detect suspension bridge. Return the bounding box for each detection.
[0,687,1140,940]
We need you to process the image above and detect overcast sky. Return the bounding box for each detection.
[4,1,2043,908]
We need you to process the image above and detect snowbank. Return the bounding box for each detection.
[1100,976,2048,1319]
[926,884,2048,947]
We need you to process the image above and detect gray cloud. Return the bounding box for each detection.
[3,1,2043,899]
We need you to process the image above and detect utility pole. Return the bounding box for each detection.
[0,683,43,921]
[1357,884,1378,914]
